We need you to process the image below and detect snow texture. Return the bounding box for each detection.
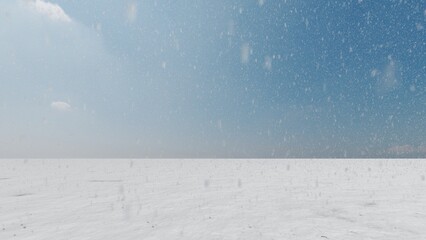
[1,159,426,239]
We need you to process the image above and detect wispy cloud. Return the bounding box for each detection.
[386,144,426,156]
[51,101,71,111]
[374,57,401,95]
[126,2,137,23]
[241,43,251,64]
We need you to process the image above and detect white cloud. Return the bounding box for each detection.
[1,0,111,110]
[370,69,379,77]
[27,0,72,23]
[51,101,71,111]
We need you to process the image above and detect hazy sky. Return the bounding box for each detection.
[0,0,425,158]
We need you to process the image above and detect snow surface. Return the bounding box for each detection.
[1,159,426,239]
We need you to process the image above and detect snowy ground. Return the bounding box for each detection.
[1,159,426,240]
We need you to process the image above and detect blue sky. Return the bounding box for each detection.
[0,0,425,158]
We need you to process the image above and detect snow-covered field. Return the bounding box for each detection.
[1,159,426,239]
